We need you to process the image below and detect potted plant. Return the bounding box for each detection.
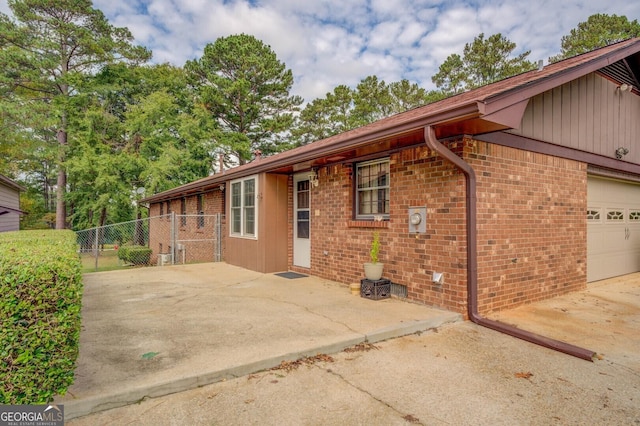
[364,231,384,280]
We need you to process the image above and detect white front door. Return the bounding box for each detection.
[293,174,311,268]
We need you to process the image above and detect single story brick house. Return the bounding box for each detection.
[0,174,25,232]
[141,38,640,319]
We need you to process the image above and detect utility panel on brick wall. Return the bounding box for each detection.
[408,206,427,233]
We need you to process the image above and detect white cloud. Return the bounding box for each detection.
[0,0,639,100]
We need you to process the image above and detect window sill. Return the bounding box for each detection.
[348,220,388,229]
[229,234,258,240]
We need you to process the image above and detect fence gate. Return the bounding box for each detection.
[76,213,222,272]
[161,213,222,266]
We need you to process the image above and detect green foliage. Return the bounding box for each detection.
[0,230,83,404]
[549,14,640,63]
[117,245,152,265]
[431,53,466,95]
[0,0,151,229]
[432,33,536,95]
[185,33,303,164]
[19,187,53,230]
[369,231,380,264]
[292,77,439,145]
[65,63,215,230]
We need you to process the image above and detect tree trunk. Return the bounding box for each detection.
[55,169,66,229]
[134,209,144,246]
[55,126,67,229]
[99,207,107,250]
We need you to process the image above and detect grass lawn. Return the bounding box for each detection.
[80,250,128,273]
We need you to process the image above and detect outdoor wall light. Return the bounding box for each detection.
[616,83,633,93]
[308,168,319,188]
[615,147,629,159]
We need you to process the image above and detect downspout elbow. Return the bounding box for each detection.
[424,126,595,361]
[424,127,480,323]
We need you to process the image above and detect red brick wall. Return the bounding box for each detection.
[290,137,587,316]
[468,139,587,314]
[146,136,587,315]
[148,190,226,264]
[291,143,469,314]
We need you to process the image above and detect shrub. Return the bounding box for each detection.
[369,231,380,264]
[117,245,152,265]
[0,230,83,404]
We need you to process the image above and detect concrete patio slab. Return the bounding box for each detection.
[65,273,640,425]
[54,262,461,419]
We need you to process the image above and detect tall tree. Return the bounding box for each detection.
[65,63,216,230]
[291,85,356,145]
[186,34,303,164]
[387,79,444,113]
[352,76,392,126]
[0,0,150,229]
[432,33,536,95]
[549,14,640,63]
[431,54,466,97]
[292,77,436,145]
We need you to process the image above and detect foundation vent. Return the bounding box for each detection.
[390,282,407,298]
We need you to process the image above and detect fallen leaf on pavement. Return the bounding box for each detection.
[271,354,335,372]
[344,343,379,352]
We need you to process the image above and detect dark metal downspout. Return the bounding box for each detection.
[424,126,596,361]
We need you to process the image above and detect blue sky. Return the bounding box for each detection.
[1,0,639,102]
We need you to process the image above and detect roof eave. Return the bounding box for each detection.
[481,39,640,116]
[0,175,26,192]
[141,102,483,204]
[142,39,640,204]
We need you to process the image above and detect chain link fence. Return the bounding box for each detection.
[76,213,222,272]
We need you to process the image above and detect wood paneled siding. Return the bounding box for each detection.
[224,173,288,273]
[0,183,20,232]
[509,73,640,163]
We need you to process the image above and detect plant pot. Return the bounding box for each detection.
[349,282,361,295]
[364,262,384,280]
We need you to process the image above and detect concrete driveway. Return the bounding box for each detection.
[489,273,640,370]
[54,262,461,419]
[65,271,640,425]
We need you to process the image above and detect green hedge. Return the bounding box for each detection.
[0,230,83,404]
[117,245,152,265]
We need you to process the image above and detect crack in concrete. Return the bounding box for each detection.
[242,295,360,334]
[318,364,446,426]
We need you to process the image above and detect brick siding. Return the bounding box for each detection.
[468,138,587,314]
[146,137,587,316]
[291,137,587,316]
[148,190,225,265]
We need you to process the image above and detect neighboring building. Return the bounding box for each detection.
[141,39,640,316]
[0,174,25,232]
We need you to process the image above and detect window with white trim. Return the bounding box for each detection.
[356,158,390,220]
[230,176,257,237]
[586,208,601,222]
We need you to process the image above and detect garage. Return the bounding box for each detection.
[587,176,640,282]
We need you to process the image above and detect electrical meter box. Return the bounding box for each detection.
[408,206,427,233]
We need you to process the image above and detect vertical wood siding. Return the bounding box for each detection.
[0,183,20,232]
[510,73,640,163]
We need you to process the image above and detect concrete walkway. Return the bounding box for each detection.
[54,263,461,419]
[65,272,640,425]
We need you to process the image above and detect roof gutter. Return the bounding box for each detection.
[141,104,482,204]
[423,126,596,361]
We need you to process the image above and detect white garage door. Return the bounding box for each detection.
[587,176,640,282]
